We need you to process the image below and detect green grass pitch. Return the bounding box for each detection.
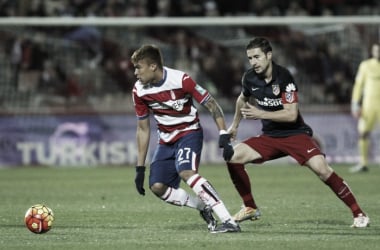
[0,164,379,250]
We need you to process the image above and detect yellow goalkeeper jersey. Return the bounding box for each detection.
[351,58,380,107]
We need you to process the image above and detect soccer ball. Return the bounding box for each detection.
[24,204,54,234]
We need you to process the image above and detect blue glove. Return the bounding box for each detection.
[134,166,146,196]
[218,133,234,161]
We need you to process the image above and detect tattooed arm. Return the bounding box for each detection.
[203,95,235,161]
[202,95,228,132]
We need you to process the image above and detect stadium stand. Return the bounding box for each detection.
[0,0,379,113]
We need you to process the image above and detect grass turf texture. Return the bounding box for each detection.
[0,164,379,250]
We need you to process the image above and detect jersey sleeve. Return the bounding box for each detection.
[280,72,299,104]
[182,74,210,104]
[132,87,149,119]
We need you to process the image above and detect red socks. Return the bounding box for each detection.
[324,172,364,217]
[227,163,258,209]
[227,163,364,218]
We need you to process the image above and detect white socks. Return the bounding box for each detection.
[161,186,204,210]
[159,174,236,224]
[186,174,235,224]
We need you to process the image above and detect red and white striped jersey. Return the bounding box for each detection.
[132,67,210,144]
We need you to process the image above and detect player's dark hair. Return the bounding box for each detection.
[131,45,164,70]
[246,37,272,54]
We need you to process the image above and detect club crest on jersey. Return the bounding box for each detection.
[285,92,295,103]
[272,84,280,96]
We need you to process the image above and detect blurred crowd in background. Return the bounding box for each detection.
[1,0,379,17]
[0,0,379,112]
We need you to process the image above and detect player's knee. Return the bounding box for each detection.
[150,183,167,197]
[318,166,333,181]
[307,155,333,180]
[230,146,260,164]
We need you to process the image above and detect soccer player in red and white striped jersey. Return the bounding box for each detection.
[132,44,239,233]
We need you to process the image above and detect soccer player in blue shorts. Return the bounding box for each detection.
[132,44,240,233]
[222,37,370,228]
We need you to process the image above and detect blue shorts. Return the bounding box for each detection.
[149,130,203,188]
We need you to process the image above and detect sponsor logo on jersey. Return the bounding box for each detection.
[272,84,280,95]
[285,83,296,103]
[149,99,185,111]
[285,83,296,92]
[256,97,282,107]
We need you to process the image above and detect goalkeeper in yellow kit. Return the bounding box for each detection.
[350,43,380,173]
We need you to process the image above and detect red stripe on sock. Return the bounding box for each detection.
[188,175,202,188]
[325,172,364,217]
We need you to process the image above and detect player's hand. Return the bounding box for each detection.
[218,131,234,161]
[241,102,261,120]
[134,166,146,196]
